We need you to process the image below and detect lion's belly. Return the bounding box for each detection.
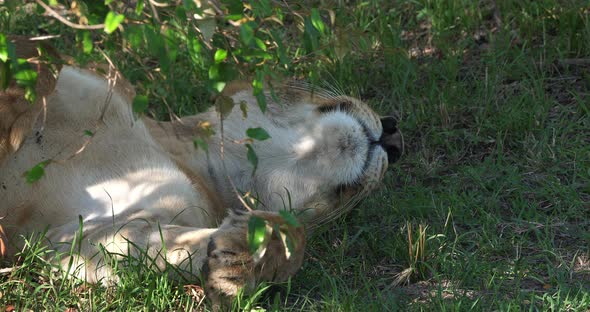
[0,116,214,255]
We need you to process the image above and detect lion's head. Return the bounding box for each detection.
[162,81,404,226]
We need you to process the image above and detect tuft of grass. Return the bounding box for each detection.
[2,0,590,311]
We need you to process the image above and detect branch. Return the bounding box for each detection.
[35,0,105,30]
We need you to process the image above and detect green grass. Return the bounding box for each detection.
[2,0,589,311]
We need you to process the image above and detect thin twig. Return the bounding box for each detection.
[149,0,174,8]
[29,35,61,41]
[218,105,254,212]
[35,0,105,30]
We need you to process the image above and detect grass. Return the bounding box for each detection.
[1,0,589,311]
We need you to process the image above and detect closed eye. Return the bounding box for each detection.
[316,101,354,114]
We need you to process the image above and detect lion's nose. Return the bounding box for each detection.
[379,116,404,164]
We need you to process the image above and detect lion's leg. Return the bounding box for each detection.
[45,210,305,305]
[46,220,214,284]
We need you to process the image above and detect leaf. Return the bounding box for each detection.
[193,137,209,153]
[196,18,216,42]
[254,38,267,51]
[0,34,7,62]
[215,95,234,119]
[247,215,268,254]
[187,35,202,64]
[212,81,226,93]
[14,69,37,85]
[83,130,94,136]
[14,66,38,103]
[251,0,272,17]
[255,92,267,113]
[132,94,148,114]
[246,127,271,141]
[240,22,254,45]
[246,143,258,174]
[240,100,248,119]
[279,210,300,227]
[208,64,220,80]
[311,8,325,34]
[81,31,93,54]
[104,11,125,34]
[214,49,227,64]
[303,17,320,53]
[252,70,267,112]
[126,25,143,50]
[135,0,145,15]
[25,160,50,184]
[24,87,36,103]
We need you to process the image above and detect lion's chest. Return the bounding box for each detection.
[0,113,213,244]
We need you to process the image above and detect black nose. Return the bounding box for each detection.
[379,116,403,164]
[381,116,398,135]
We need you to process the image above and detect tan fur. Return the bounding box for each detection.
[0,38,402,304]
[0,36,60,165]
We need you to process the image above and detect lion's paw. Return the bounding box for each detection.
[203,209,305,306]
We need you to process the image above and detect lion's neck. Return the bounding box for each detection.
[143,116,229,221]
[143,114,321,213]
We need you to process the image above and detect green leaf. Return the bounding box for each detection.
[252,70,267,112]
[84,130,94,136]
[251,0,272,17]
[255,92,267,113]
[4,0,18,11]
[279,211,300,227]
[105,0,115,4]
[187,35,202,64]
[247,215,267,254]
[254,37,267,51]
[24,87,36,103]
[270,30,288,66]
[81,31,93,54]
[240,100,248,119]
[104,11,125,34]
[193,137,209,153]
[208,64,220,80]
[240,22,255,45]
[212,81,226,93]
[246,143,258,174]
[311,8,325,34]
[215,94,234,118]
[196,18,216,42]
[246,127,271,141]
[132,94,148,114]
[303,17,320,53]
[214,49,228,64]
[14,68,36,82]
[135,0,145,15]
[25,160,50,184]
[14,66,38,103]
[0,34,7,62]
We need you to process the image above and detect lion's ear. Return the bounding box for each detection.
[0,36,61,165]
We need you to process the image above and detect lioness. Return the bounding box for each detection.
[0,37,402,303]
